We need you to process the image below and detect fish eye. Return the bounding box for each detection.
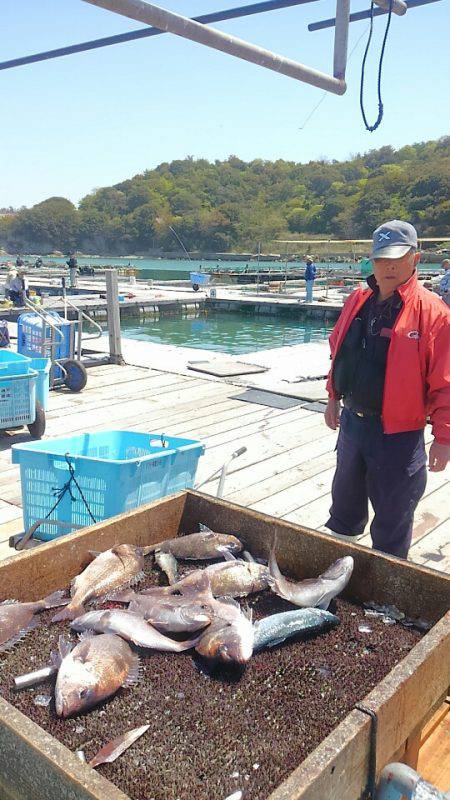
[79,688,89,699]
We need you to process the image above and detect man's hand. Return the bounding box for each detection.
[428,440,450,472]
[325,399,341,430]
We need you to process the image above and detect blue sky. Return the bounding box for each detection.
[2,0,449,208]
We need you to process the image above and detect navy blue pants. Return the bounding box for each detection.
[325,408,427,558]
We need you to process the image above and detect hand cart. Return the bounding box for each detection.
[18,297,102,392]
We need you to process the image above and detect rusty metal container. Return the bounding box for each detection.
[0,490,449,800]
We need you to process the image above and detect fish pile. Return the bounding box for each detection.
[2,525,355,721]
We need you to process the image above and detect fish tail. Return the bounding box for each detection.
[268,538,283,584]
[176,634,203,652]
[42,589,70,610]
[52,602,85,623]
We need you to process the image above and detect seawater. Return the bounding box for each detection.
[16,255,361,282]
[118,311,334,355]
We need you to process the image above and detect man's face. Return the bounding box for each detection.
[372,249,420,294]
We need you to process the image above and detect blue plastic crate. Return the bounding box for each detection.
[12,430,205,541]
[0,370,37,428]
[17,311,73,379]
[0,351,50,410]
[190,271,211,287]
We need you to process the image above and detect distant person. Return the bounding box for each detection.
[5,268,28,305]
[34,256,43,269]
[324,220,449,559]
[66,253,78,288]
[437,258,450,306]
[304,256,316,302]
[15,255,24,268]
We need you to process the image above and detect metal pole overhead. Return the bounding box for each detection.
[309,0,440,31]
[0,0,319,72]
[373,0,407,14]
[333,0,350,78]
[82,0,346,94]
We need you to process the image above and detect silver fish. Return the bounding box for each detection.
[253,608,339,652]
[193,581,254,665]
[0,590,68,652]
[143,559,269,599]
[71,609,200,651]
[110,589,212,634]
[269,544,354,610]
[55,633,139,717]
[148,525,243,584]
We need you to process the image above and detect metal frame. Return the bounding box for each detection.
[0,0,318,72]
[82,0,347,94]
[309,0,438,31]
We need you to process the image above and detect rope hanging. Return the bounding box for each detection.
[37,453,97,531]
[359,0,394,132]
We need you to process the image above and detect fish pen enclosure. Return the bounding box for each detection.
[0,490,449,800]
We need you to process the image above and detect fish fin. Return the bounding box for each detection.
[0,617,40,652]
[52,603,85,623]
[1,598,19,605]
[268,536,289,598]
[155,551,178,585]
[89,724,150,769]
[78,630,96,642]
[106,588,136,604]
[198,523,213,533]
[216,546,237,562]
[42,590,69,610]
[242,550,256,563]
[130,570,146,586]
[124,654,141,687]
[141,544,156,557]
[217,595,240,609]
[55,634,73,663]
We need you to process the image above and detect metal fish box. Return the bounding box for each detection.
[0,490,449,800]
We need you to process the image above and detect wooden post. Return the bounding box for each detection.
[105,270,125,365]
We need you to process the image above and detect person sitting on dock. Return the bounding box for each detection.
[304,256,316,302]
[324,220,449,559]
[437,259,450,306]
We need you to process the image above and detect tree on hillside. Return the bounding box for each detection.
[1,138,448,253]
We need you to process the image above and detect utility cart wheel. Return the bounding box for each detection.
[63,360,88,392]
[192,283,200,292]
[27,401,46,439]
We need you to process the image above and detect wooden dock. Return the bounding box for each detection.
[0,361,448,572]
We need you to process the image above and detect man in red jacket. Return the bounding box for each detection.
[324,220,449,558]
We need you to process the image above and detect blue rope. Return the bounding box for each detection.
[359,0,394,132]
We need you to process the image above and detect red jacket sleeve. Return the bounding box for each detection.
[427,315,450,445]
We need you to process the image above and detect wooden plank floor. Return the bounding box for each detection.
[0,362,448,573]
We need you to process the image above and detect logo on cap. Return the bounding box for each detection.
[378,232,391,241]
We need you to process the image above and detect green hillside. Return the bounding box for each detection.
[1,137,449,255]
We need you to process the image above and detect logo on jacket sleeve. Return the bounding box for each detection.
[407,330,420,339]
